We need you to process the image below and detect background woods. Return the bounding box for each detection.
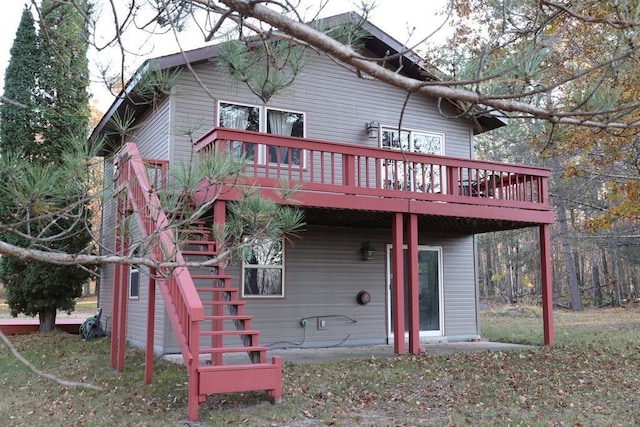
[474,120,640,309]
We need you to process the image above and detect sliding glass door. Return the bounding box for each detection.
[387,245,443,337]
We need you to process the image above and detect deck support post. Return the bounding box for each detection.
[145,269,157,384]
[211,200,226,365]
[111,265,122,369]
[407,213,420,354]
[111,195,129,371]
[116,236,129,372]
[392,212,405,354]
[540,224,554,346]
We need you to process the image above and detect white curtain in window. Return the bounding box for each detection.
[221,106,250,158]
[268,110,294,163]
[221,107,249,130]
[268,110,294,135]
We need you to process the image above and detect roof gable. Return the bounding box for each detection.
[90,12,504,150]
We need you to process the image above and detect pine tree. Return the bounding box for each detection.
[0,3,93,332]
[0,7,40,154]
[39,0,90,158]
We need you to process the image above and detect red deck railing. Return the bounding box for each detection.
[193,128,550,212]
[114,143,203,373]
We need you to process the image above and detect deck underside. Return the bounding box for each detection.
[302,206,545,234]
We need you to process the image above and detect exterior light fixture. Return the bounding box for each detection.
[366,121,379,138]
[361,241,375,260]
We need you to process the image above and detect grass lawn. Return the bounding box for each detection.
[1,305,639,426]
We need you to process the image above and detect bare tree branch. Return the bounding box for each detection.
[211,0,640,129]
[0,331,103,391]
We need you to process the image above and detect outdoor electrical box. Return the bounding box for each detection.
[317,318,327,330]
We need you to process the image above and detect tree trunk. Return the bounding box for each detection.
[483,237,494,299]
[602,248,611,304]
[592,263,603,306]
[513,242,520,300]
[612,249,622,306]
[575,254,583,290]
[506,263,515,303]
[39,308,57,333]
[555,200,583,310]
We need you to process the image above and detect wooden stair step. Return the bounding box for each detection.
[178,230,209,238]
[199,345,268,354]
[203,315,253,321]
[196,287,239,293]
[181,250,218,256]
[191,274,233,280]
[199,329,260,337]
[183,238,215,244]
[181,237,210,245]
[197,360,282,396]
[198,362,277,372]
[202,300,245,306]
[178,227,206,233]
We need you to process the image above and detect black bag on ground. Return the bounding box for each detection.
[80,308,106,341]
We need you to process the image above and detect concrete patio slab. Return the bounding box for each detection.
[163,341,535,365]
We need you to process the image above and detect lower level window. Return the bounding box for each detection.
[129,268,140,299]
[242,239,284,298]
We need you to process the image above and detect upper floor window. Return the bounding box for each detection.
[381,127,444,155]
[241,239,285,298]
[380,127,445,192]
[219,102,259,161]
[267,109,303,165]
[218,101,305,166]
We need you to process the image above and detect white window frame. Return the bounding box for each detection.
[379,126,445,154]
[216,100,306,167]
[241,238,285,299]
[129,268,140,300]
[218,101,261,162]
[379,126,445,192]
[265,107,306,167]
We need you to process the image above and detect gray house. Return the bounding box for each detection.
[91,13,555,421]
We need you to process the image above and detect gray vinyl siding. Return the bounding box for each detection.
[214,226,479,348]
[168,52,478,347]
[130,97,171,160]
[104,49,481,353]
[223,226,388,348]
[170,51,474,161]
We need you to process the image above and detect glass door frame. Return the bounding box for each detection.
[386,244,444,339]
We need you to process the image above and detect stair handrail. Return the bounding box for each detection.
[114,142,204,368]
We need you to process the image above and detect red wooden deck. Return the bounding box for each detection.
[0,318,83,335]
[190,127,556,350]
[192,128,554,231]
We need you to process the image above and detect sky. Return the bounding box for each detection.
[0,0,450,112]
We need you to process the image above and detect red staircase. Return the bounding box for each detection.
[113,142,282,421]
